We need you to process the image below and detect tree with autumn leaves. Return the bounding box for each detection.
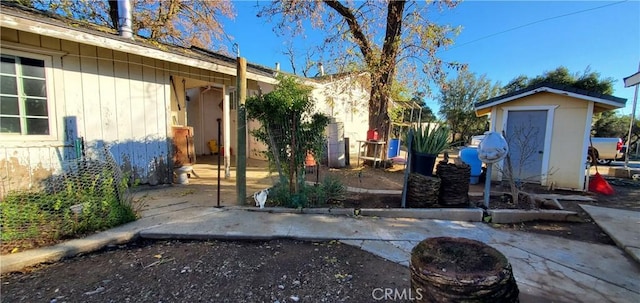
[19,0,234,51]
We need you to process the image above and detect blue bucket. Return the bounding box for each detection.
[387,138,400,158]
[459,147,482,184]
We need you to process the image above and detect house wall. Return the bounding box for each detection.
[490,92,590,189]
[0,28,240,191]
[311,76,370,156]
[246,83,274,160]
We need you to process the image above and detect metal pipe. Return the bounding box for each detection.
[217,118,222,207]
[625,62,640,169]
[118,0,134,39]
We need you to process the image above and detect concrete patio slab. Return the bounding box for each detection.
[580,204,640,263]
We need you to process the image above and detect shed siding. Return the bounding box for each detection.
[491,92,588,189]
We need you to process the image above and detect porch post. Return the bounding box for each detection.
[236,57,247,204]
[224,91,231,178]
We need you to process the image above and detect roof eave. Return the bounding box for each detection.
[0,13,278,84]
[475,86,626,111]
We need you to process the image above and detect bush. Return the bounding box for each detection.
[0,165,136,251]
[266,175,346,208]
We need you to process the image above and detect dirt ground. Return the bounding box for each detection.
[1,239,412,303]
[308,163,639,245]
[3,163,638,302]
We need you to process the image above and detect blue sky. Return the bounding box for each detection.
[221,1,640,115]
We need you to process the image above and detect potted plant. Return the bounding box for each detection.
[411,124,450,176]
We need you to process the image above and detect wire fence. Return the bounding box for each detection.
[0,146,136,254]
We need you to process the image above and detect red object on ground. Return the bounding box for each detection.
[589,172,615,195]
[367,129,379,141]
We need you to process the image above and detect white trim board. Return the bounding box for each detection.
[476,87,625,111]
[579,101,595,190]
[0,13,277,84]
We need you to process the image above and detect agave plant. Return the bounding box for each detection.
[412,124,450,155]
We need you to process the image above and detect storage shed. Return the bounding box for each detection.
[475,82,626,190]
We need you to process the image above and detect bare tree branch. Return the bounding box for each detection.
[323,0,372,65]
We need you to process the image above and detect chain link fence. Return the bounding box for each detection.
[0,146,136,253]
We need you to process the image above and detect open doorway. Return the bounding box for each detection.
[186,85,224,156]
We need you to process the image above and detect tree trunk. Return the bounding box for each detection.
[369,73,391,160]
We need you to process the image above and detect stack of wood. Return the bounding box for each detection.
[436,161,471,207]
[406,173,440,208]
[410,237,519,302]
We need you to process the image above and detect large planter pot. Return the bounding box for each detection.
[410,237,519,302]
[436,162,471,207]
[412,152,437,176]
[406,173,440,208]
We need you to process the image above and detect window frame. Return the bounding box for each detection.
[0,48,57,142]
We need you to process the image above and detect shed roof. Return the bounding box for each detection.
[475,82,627,112]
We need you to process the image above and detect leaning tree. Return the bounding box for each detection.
[257,0,464,155]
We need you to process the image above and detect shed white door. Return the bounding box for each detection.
[505,110,547,183]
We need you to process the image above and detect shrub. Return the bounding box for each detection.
[0,166,136,251]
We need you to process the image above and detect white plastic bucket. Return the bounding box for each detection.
[175,166,192,184]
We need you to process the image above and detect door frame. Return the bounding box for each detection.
[500,105,557,186]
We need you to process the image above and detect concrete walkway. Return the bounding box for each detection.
[3,205,639,303]
[581,205,640,264]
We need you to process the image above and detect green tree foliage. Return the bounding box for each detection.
[22,0,234,51]
[389,89,436,140]
[504,66,634,146]
[593,111,640,152]
[592,111,629,138]
[246,76,330,206]
[502,75,529,93]
[438,71,501,145]
[257,1,463,150]
[503,66,614,95]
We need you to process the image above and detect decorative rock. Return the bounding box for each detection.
[410,237,519,302]
[406,173,440,208]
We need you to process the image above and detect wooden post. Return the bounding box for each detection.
[236,57,247,204]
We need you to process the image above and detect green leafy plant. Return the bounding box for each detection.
[267,175,346,209]
[412,124,450,155]
[319,175,346,204]
[0,164,136,251]
[246,75,330,204]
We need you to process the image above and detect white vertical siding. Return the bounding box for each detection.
[1,28,276,190]
[1,31,175,188]
[126,54,149,182]
[60,40,85,146]
[113,51,133,173]
[97,47,118,144]
[79,43,104,143]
